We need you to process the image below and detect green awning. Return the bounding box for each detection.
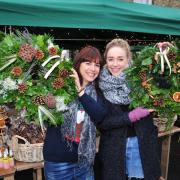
[0,0,180,35]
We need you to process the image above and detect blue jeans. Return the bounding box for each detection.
[44,161,94,180]
[126,137,144,179]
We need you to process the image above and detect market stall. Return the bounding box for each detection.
[0,0,179,180]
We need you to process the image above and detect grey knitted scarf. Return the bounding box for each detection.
[61,83,97,165]
[99,66,131,105]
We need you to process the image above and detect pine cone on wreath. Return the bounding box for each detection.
[32,96,46,105]
[11,66,23,76]
[18,82,28,93]
[58,69,72,78]
[167,51,177,60]
[34,49,44,60]
[18,44,35,62]
[52,78,64,89]
[48,47,58,56]
[139,71,147,81]
[45,93,56,109]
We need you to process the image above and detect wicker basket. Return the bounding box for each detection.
[12,135,43,162]
[153,115,177,132]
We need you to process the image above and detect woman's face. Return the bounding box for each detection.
[79,60,100,86]
[106,46,129,77]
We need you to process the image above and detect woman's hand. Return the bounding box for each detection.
[148,109,155,113]
[128,107,154,122]
[70,68,85,96]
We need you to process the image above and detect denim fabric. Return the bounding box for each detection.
[126,137,144,179]
[44,161,94,180]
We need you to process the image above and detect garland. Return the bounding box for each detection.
[0,31,76,126]
[125,41,180,128]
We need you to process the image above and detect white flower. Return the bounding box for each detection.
[61,50,70,60]
[17,79,23,84]
[2,77,18,91]
[0,89,5,95]
[55,96,68,112]
[47,39,54,49]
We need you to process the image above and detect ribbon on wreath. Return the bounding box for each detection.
[42,50,69,79]
[38,105,57,134]
[0,55,17,72]
[155,42,173,75]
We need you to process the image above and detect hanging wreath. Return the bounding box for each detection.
[125,41,180,129]
[0,31,76,127]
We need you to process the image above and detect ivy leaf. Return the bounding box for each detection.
[141,57,152,66]
[36,35,45,47]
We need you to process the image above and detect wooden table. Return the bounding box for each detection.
[158,126,180,180]
[0,161,44,180]
[0,167,15,180]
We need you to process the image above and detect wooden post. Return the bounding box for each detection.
[158,126,180,180]
[160,135,171,180]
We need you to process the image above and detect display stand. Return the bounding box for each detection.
[158,126,180,180]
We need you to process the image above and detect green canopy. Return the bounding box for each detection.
[0,0,180,35]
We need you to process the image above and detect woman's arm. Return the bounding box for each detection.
[79,93,107,125]
[79,93,131,129]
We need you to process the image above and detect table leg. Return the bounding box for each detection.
[161,135,171,180]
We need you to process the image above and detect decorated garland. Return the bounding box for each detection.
[0,31,76,127]
[125,41,180,129]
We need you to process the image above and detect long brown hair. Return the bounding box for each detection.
[74,45,102,85]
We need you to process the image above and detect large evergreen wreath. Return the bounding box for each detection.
[125,41,180,128]
[0,31,76,126]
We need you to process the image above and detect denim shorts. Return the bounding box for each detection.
[126,137,144,179]
[44,161,94,180]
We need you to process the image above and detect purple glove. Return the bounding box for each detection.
[128,107,150,122]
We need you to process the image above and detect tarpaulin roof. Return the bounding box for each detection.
[0,0,180,35]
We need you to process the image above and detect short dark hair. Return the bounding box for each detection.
[74,46,102,85]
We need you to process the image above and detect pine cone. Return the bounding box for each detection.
[45,93,56,109]
[153,98,164,107]
[32,95,46,105]
[18,44,35,62]
[34,49,44,60]
[52,78,64,89]
[58,69,72,78]
[11,66,23,76]
[18,82,28,93]
[167,51,177,60]
[48,47,58,56]
[139,71,147,81]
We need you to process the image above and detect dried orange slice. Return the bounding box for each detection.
[173,92,180,102]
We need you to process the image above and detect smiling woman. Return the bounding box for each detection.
[43,45,103,180]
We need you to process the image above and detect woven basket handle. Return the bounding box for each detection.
[12,135,30,150]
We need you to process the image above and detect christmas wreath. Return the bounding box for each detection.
[125,41,180,129]
[0,31,76,127]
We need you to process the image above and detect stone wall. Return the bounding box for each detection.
[123,0,180,8]
[154,0,180,8]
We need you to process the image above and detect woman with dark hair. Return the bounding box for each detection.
[43,46,104,180]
